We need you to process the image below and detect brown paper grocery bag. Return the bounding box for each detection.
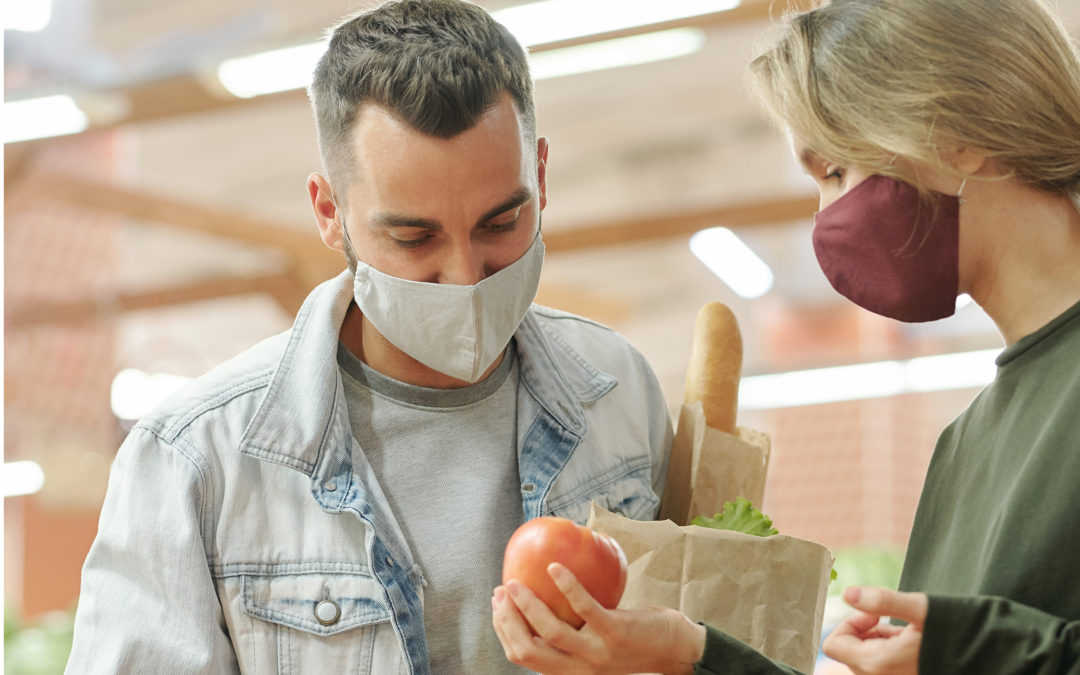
[659,401,771,526]
[587,504,834,674]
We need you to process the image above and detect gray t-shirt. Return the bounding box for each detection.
[338,341,529,673]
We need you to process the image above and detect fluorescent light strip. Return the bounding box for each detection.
[739,348,1001,410]
[494,0,739,47]
[3,95,89,144]
[689,227,775,299]
[110,369,193,421]
[3,461,45,498]
[105,348,996,420]
[217,0,736,98]
[217,41,329,99]
[528,29,705,80]
[6,0,51,32]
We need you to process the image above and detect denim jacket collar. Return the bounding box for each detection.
[237,270,617,474]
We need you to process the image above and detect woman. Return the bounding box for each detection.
[492,0,1080,672]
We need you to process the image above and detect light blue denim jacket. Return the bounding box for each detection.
[67,271,672,674]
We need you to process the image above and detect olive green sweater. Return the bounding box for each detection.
[694,299,1080,674]
[898,298,1080,673]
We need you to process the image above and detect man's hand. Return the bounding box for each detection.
[492,563,706,675]
[822,586,928,675]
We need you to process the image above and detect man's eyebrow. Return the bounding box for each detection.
[475,187,532,227]
[370,187,533,231]
[371,213,443,231]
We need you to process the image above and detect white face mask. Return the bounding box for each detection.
[337,203,544,383]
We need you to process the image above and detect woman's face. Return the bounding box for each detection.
[790,135,980,303]
[791,140,874,210]
[790,137,965,207]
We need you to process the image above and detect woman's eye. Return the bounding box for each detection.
[824,167,845,181]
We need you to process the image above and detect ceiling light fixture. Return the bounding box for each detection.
[738,348,1000,410]
[110,369,192,422]
[528,29,705,80]
[3,95,89,144]
[216,42,329,99]
[216,0,735,98]
[6,0,51,33]
[689,227,775,299]
[494,0,739,46]
[3,461,46,498]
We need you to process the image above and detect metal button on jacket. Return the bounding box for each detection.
[314,599,341,626]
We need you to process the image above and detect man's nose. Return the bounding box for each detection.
[439,244,486,286]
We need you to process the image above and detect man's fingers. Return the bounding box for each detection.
[547,563,610,628]
[504,579,592,655]
[492,586,533,651]
[843,587,929,626]
[493,584,574,670]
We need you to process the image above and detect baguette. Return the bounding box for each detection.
[684,302,742,433]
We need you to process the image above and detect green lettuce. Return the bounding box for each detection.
[691,497,779,537]
[692,498,838,582]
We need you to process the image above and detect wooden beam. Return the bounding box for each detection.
[6,272,303,329]
[5,144,38,187]
[19,167,815,257]
[19,169,343,291]
[535,283,633,326]
[22,170,316,251]
[5,184,814,328]
[4,0,802,144]
[541,194,818,253]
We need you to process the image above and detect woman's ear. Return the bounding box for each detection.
[946,145,990,177]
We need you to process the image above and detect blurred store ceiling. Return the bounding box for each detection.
[6,0,1080,409]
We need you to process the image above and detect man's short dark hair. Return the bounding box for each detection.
[309,0,536,192]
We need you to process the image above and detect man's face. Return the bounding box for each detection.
[338,94,547,285]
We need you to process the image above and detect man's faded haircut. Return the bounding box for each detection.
[308,0,537,194]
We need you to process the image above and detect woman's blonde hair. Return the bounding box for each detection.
[749,0,1080,202]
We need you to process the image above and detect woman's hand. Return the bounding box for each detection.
[822,587,927,675]
[492,563,706,675]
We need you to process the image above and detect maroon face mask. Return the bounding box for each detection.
[812,174,960,323]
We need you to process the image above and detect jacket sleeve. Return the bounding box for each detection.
[65,426,238,674]
[920,594,1080,673]
[630,346,674,503]
[693,624,806,675]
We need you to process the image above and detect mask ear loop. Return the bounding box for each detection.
[328,188,360,253]
[957,178,968,205]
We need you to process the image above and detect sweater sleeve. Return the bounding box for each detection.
[921,594,1080,673]
[693,624,806,675]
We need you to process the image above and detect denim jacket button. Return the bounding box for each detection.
[314,599,341,626]
[521,482,536,493]
[323,480,337,492]
[385,555,395,567]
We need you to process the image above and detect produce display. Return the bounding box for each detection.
[501,516,628,629]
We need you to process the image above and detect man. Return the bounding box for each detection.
[66,1,672,673]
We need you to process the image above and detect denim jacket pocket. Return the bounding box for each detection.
[240,570,395,674]
[545,458,660,524]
